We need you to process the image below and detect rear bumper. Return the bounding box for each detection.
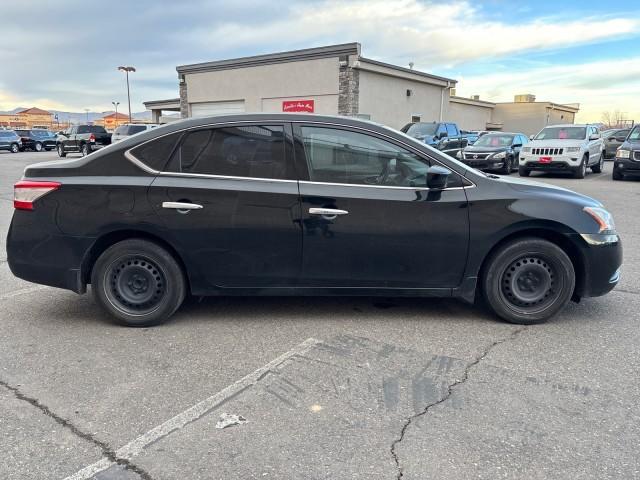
[7,215,94,293]
[574,233,622,298]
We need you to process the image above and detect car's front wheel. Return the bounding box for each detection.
[612,167,624,181]
[481,237,575,325]
[499,156,512,175]
[57,144,66,157]
[34,142,43,152]
[91,239,186,327]
[573,155,587,179]
[10,143,19,153]
[518,166,530,177]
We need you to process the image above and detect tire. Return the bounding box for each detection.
[499,156,512,175]
[91,239,186,327]
[518,166,530,177]
[612,167,624,181]
[481,238,575,325]
[10,143,19,153]
[34,142,43,152]
[573,155,587,179]
[591,153,604,173]
[81,143,89,156]
[57,143,66,157]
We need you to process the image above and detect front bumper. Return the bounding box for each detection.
[461,157,506,170]
[614,158,640,175]
[573,233,622,298]
[519,154,581,171]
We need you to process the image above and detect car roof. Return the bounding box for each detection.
[543,124,589,128]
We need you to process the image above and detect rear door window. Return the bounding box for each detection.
[169,125,294,179]
[127,125,146,135]
[129,132,183,171]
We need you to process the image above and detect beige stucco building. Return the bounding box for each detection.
[145,43,580,136]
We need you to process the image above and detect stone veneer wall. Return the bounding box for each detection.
[338,57,359,116]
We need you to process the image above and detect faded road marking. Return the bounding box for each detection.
[62,337,322,480]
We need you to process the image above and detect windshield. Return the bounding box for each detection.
[628,126,640,141]
[402,123,438,137]
[535,126,586,140]
[473,134,514,147]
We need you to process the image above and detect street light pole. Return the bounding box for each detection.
[117,66,136,123]
[112,101,120,130]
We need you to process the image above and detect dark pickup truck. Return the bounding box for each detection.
[56,125,111,157]
[401,121,468,157]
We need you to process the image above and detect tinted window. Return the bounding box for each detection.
[300,126,462,188]
[436,124,447,136]
[402,123,438,137]
[628,126,640,141]
[130,132,183,171]
[474,134,514,147]
[114,126,128,135]
[127,125,146,135]
[77,126,107,134]
[446,124,458,136]
[0,131,11,138]
[172,125,291,179]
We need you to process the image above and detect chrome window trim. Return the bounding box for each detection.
[124,119,477,190]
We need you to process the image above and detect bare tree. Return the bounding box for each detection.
[601,110,623,128]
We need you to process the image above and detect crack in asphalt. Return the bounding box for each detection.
[389,327,525,480]
[0,379,154,480]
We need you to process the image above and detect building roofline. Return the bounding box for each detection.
[495,101,580,113]
[143,98,180,106]
[450,95,495,107]
[177,43,361,75]
[357,57,457,85]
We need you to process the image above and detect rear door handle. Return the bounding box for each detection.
[309,208,349,219]
[162,201,203,210]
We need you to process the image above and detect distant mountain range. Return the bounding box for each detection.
[0,107,151,124]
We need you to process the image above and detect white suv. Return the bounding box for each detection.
[112,123,160,142]
[518,124,605,179]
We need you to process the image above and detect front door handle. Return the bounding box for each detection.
[162,201,203,211]
[309,207,349,219]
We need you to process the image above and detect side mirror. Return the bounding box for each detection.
[529,135,535,140]
[589,133,600,140]
[614,136,626,142]
[439,131,448,139]
[427,165,451,189]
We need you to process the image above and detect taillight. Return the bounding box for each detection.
[89,133,96,142]
[14,181,61,211]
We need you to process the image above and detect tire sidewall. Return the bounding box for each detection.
[57,144,66,157]
[482,238,575,324]
[91,239,185,327]
[10,143,19,153]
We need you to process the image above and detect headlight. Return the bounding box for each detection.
[522,147,531,152]
[456,150,462,159]
[583,206,616,234]
[616,149,630,159]
[566,147,580,152]
[491,151,506,159]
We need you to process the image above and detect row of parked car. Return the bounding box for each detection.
[0,123,160,156]
[402,121,639,181]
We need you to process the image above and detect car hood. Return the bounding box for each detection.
[464,145,507,153]
[489,174,602,207]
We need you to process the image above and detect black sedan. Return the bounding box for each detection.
[15,129,57,152]
[7,114,621,327]
[457,132,529,174]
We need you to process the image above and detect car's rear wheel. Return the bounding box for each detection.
[57,144,66,157]
[573,155,587,179]
[481,238,575,325]
[34,142,43,152]
[518,166,530,177]
[591,153,604,173]
[10,143,19,153]
[91,239,186,327]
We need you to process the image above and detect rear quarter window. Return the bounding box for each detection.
[129,132,183,171]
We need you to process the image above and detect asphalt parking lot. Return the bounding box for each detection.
[1,150,639,480]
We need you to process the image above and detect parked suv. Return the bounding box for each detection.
[401,121,467,158]
[457,132,528,174]
[519,124,604,178]
[112,123,160,142]
[0,130,21,153]
[602,128,630,159]
[57,125,112,157]
[7,114,621,327]
[15,129,57,152]
[612,124,640,180]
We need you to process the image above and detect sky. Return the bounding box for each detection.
[1,0,639,122]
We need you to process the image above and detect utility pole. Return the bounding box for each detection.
[117,66,136,123]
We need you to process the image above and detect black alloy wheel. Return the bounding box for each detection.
[500,156,512,175]
[91,239,186,327]
[482,238,575,324]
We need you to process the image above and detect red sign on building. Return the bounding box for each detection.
[282,99,315,113]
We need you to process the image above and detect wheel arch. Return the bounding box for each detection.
[475,225,586,300]
[81,229,191,292]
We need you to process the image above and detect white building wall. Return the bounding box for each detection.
[447,100,494,131]
[185,57,340,115]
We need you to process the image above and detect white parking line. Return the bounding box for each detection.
[63,337,322,480]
